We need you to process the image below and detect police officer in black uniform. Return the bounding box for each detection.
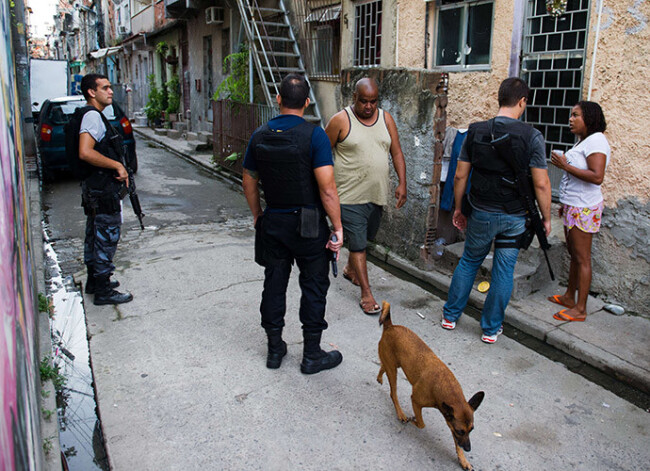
[78,74,133,305]
[242,74,344,374]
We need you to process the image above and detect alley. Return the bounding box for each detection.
[42,138,649,470]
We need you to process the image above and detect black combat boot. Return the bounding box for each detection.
[300,331,343,375]
[266,328,287,369]
[93,275,133,305]
[85,266,119,294]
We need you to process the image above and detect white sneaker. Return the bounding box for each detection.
[441,317,456,330]
[481,326,504,344]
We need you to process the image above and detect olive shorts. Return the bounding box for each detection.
[340,203,383,252]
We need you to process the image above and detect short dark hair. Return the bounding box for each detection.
[279,74,309,110]
[576,100,607,135]
[498,77,530,108]
[81,73,108,100]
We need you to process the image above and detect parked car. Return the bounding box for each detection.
[37,95,138,180]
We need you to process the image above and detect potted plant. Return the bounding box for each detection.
[166,75,181,122]
[144,74,163,127]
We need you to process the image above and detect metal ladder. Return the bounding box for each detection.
[235,0,323,126]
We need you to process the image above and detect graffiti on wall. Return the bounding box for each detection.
[0,0,43,469]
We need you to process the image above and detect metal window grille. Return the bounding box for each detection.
[288,1,341,81]
[354,0,382,67]
[521,0,590,195]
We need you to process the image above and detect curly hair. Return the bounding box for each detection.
[576,101,606,135]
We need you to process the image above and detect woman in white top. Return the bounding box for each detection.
[548,101,610,322]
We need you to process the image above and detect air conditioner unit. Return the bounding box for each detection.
[205,7,224,25]
[118,25,129,35]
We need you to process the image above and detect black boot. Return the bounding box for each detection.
[94,275,133,305]
[300,331,342,375]
[266,328,287,369]
[85,266,119,294]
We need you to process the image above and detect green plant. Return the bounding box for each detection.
[213,46,250,103]
[39,356,66,390]
[38,292,54,317]
[166,75,181,115]
[41,407,55,420]
[155,41,169,56]
[43,437,53,454]
[144,74,163,124]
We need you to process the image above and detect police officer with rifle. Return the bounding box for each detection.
[440,77,552,344]
[77,74,139,305]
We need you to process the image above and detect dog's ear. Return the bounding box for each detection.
[440,402,455,421]
[468,391,485,411]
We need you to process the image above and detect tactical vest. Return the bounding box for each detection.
[83,109,125,192]
[251,121,320,208]
[467,119,536,214]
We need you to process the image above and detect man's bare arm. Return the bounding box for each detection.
[452,161,472,231]
[324,111,348,148]
[384,112,407,208]
[314,165,343,253]
[531,167,552,236]
[242,169,263,225]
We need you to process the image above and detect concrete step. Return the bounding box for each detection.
[186,131,199,141]
[154,128,167,136]
[172,121,187,132]
[167,129,181,139]
[197,131,211,144]
[437,236,563,300]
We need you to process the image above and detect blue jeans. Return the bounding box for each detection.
[443,209,526,335]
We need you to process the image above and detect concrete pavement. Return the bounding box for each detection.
[134,125,650,397]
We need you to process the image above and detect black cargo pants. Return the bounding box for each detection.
[258,211,330,334]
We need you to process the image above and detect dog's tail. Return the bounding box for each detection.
[378,301,392,327]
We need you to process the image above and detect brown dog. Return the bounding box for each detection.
[377,302,484,470]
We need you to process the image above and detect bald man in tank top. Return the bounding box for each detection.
[325,78,407,315]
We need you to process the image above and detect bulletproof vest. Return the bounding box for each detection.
[467,119,536,214]
[251,121,319,208]
[84,110,125,192]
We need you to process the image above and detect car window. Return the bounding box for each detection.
[49,101,86,124]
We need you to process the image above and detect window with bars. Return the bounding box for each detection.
[520,0,590,195]
[354,0,382,67]
[428,0,493,70]
[291,1,341,80]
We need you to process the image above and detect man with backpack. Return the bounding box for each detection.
[71,73,133,305]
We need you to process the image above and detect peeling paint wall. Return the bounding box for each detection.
[185,14,224,133]
[583,0,650,206]
[340,68,444,260]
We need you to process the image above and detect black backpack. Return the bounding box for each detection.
[64,105,100,180]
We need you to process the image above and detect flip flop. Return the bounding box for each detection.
[547,295,574,309]
[553,309,586,322]
[343,271,360,286]
[360,301,381,315]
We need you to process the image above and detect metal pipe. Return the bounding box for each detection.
[587,0,605,100]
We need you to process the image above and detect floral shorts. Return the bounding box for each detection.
[561,201,604,233]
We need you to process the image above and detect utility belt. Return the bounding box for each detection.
[82,180,127,215]
[254,206,325,267]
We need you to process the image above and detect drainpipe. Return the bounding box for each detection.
[249,42,253,103]
[509,0,525,77]
[395,2,399,67]
[587,0,605,100]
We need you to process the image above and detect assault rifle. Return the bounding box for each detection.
[108,132,145,230]
[491,134,554,280]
